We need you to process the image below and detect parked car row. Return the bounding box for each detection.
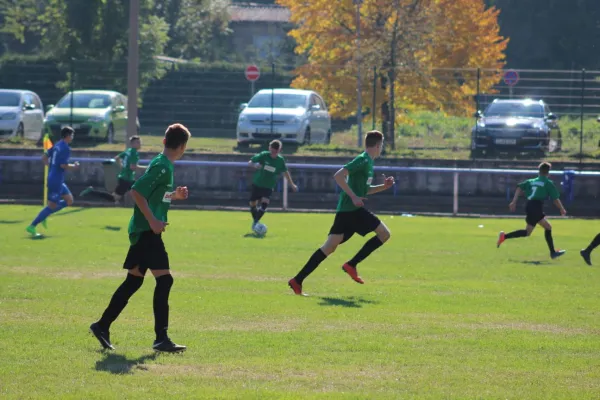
[0,89,138,143]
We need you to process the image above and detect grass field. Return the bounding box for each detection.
[1,205,599,399]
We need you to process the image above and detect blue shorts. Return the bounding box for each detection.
[48,182,71,203]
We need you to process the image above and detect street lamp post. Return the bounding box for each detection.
[354,0,363,147]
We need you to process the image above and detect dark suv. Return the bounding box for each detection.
[471,99,561,157]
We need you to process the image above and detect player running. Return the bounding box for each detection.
[580,233,600,266]
[26,126,79,237]
[288,130,395,296]
[79,135,144,204]
[248,140,298,229]
[90,124,190,352]
[497,162,567,259]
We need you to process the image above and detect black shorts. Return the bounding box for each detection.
[329,208,381,243]
[114,178,134,196]
[525,200,545,226]
[250,184,273,202]
[123,231,169,273]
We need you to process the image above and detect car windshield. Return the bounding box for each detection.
[484,102,544,118]
[0,92,21,107]
[248,93,307,109]
[56,93,112,109]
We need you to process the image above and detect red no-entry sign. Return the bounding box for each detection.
[503,69,519,86]
[245,65,260,82]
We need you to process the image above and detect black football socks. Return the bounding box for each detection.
[154,274,174,342]
[347,236,384,267]
[98,273,144,330]
[584,233,600,253]
[505,229,528,239]
[294,249,327,284]
[544,229,556,253]
[256,202,269,222]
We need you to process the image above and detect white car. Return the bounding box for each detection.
[236,88,332,147]
[0,89,45,140]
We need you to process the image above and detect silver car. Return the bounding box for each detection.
[236,88,332,147]
[0,89,45,140]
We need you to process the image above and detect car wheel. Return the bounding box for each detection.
[303,128,311,145]
[324,130,332,145]
[106,124,115,144]
[16,123,24,139]
[237,142,249,151]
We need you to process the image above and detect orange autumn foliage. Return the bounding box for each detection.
[277,0,507,119]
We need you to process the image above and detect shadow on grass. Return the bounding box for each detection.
[25,234,50,240]
[317,296,379,308]
[0,219,23,224]
[95,352,159,374]
[53,207,87,217]
[104,226,122,231]
[510,259,551,266]
[243,233,266,239]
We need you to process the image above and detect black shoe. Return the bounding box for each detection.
[153,337,186,353]
[90,322,114,350]
[580,249,592,266]
[551,250,566,259]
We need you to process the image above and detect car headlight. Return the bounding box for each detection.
[88,116,105,123]
[476,120,485,128]
[1,112,17,120]
[44,114,55,123]
[286,116,302,124]
[238,115,248,123]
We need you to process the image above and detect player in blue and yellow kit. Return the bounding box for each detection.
[26,127,80,237]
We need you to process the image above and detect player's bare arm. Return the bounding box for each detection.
[553,199,567,216]
[509,187,523,212]
[131,188,167,234]
[334,168,365,207]
[284,171,298,192]
[367,175,395,195]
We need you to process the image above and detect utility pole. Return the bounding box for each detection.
[354,0,363,147]
[126,0,140,147]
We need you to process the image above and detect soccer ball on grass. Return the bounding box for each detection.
[253,222,268,236]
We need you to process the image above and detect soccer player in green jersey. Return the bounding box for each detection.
[580,233,600,265]
[79,136,144,204]
[248,140,298,229]
[497,162,567,259]
[288,131,395,295]
[90,124,191,352]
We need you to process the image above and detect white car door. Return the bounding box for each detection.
[316,95,330,143]
[22,93,36,138]
[307,95,323,142]
[30,94,44,139]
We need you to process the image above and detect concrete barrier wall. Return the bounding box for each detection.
[1,149,599,215]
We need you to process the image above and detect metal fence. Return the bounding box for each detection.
[1,59,600,160]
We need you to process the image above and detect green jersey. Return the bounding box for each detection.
[336,152,374,212]
[251,151,288,189]
[518,175,560,201]
[128,153,174,244]
[117,148,139,182]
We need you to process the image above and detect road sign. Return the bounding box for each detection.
[503,69,519,86]
[245,65,260,82]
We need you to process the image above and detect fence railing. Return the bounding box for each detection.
[2,156,599,215]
